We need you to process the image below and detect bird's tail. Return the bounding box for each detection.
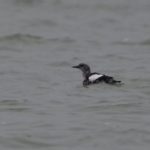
[103,76,123,85]
[111,80,122,85]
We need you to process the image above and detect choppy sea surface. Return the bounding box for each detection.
[0,0,150,150]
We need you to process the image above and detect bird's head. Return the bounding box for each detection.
[72,63,91,77]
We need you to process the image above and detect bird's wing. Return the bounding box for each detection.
[89,74,103,82]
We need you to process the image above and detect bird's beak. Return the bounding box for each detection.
[72,65,79,68]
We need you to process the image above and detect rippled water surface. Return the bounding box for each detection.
[0,0,150,150]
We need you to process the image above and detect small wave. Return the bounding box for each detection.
[4,136,55,148]
[113,38,150,46]
[139,39,150,45]
[0,99,29,112]
[29,19,57,27]
[0,99,28,105]
[14,0,42,6]
[81,102,142,114]
[0,34,48,44]
[0,34,75,45]
[48,37,75,44]
[113,41,137,46]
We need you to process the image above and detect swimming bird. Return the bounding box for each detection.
[72,63,122,87]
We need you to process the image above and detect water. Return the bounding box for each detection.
[0,0,150,149]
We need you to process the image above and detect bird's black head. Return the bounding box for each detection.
[72,63,90,70]
[72,63,91,78]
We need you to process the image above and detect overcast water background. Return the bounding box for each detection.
[0,0,150,150]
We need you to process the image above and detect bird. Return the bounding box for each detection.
[72,63,122,87]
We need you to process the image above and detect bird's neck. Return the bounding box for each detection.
[82,70,91,79]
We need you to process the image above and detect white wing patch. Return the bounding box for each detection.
[89,74,103,82]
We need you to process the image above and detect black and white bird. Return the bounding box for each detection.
[72,63,122,87]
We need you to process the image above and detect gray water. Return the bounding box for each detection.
[0,0,150,150]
